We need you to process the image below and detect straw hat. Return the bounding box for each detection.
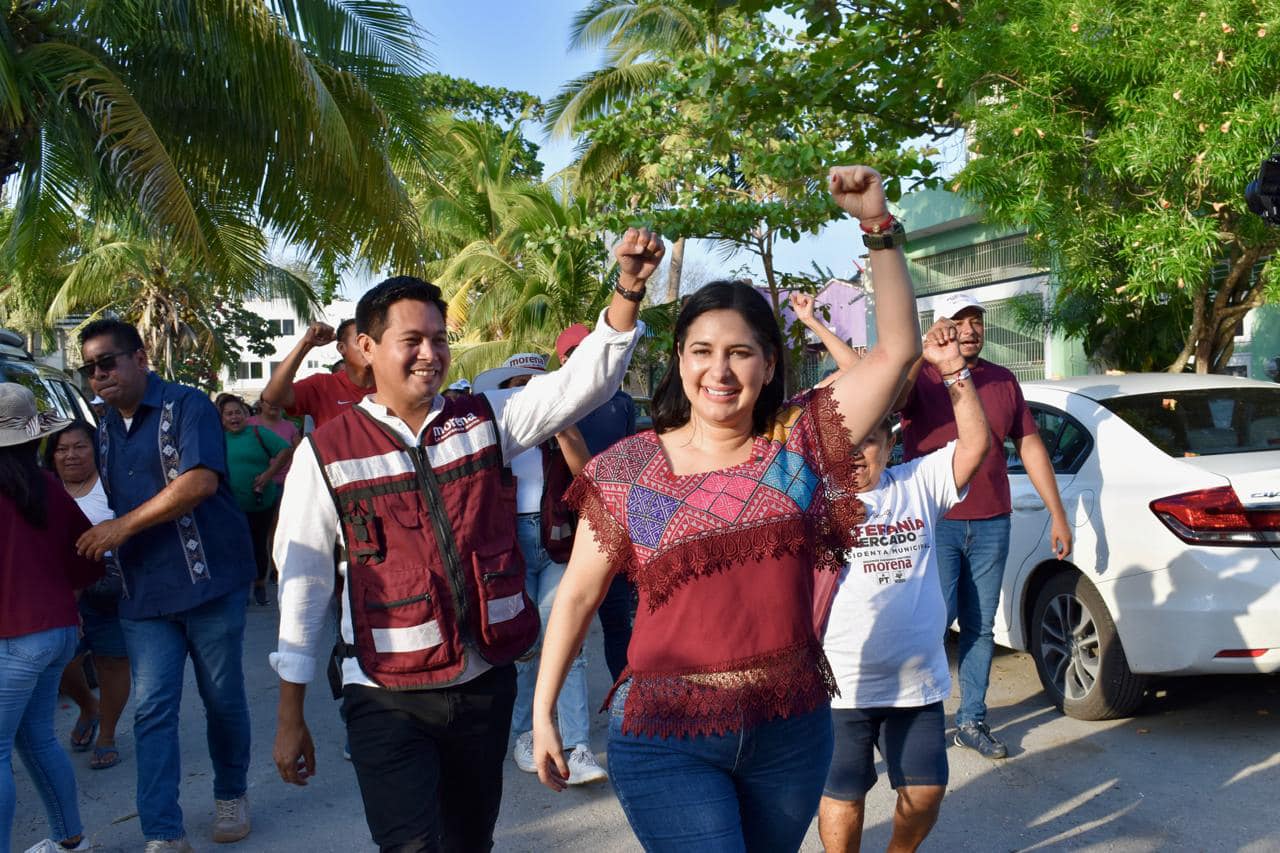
[0,383,74,448]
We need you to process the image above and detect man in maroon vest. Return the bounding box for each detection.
[270,229,662,852]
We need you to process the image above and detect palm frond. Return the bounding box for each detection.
[24,41,207,256]
[546,61,668,138]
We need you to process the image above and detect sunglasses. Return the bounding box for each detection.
[77,348,139,379]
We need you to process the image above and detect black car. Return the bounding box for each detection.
[0,327,96,423]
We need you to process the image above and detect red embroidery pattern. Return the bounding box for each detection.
[570,386,866,609]
[610,640,837,739]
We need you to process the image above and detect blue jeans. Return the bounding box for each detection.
[935,515,1011,725]
[607,684,833,853]
[118,589,251,841]
[1,626,81,853]
[510,515,590,746]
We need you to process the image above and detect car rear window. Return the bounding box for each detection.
[0,359,91,421]
[1101,388,1280,457]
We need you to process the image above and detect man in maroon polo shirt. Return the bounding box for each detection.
[896,291,1072,760]
[261,318,376,428]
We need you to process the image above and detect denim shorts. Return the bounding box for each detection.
[77,601,128,658]
[824,702,948,800]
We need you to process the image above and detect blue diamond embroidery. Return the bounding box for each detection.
[762,450,818,507]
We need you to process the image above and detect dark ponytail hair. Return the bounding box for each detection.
[0,440,47,527]
[652,280,786,436]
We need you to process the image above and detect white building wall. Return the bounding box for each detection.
[221,299,358,398]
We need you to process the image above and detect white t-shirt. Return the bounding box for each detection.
[510,445,543,514]
[74,477,115,526]
[825,441,965,709]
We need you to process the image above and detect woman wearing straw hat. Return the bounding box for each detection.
[0,383,103,853]
[473,354,607,785]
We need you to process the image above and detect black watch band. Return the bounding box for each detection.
[862,219,906,251]
[615,282,646,302]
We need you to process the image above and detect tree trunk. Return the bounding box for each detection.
[665,237,685,304]
[1167,285,1206,372]
[1167,240,1275,373]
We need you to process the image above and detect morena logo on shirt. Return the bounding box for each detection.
[850,517,925,548]
[431,412,479,441]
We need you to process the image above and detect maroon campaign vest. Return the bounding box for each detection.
[539,439,577,564]
[309,396,540,689]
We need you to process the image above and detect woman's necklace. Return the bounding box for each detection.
[63,474,96,499]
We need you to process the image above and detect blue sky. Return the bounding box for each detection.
[383,1,866,295]
[405,1,600,176]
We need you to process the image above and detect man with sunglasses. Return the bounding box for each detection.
[76,319,256,853]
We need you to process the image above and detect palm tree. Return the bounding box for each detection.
[28,217,323,387]
[546,1,715,138]
[438,182,612,378]
[0,1,431,283]
[547,0,727,302]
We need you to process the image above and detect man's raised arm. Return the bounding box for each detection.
[261,322,336,409]
[920,319,990,490]
[494,229,662,458]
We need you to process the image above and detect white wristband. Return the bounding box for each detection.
[943,368,971,388]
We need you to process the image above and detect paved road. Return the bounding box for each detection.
[12,601,1280,852]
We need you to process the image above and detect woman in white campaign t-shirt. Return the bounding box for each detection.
[823,440,964,708]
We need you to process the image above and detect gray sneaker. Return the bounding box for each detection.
[143,840,194,853]
[954,721,1008,759]
[512,731,536,773]
[212,794,250,843]
[567,744,608,785]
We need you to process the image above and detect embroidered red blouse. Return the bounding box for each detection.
[567,386,864,738]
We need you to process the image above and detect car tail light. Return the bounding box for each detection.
[1149,486,1280,546]
[1214,649,1269,658]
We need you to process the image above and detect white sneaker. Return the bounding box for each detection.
[212,794,250,843]
[143,840,194,853]
[24,841,93,853]
[567,744,608,785]
[512,730,536,773]
[24,840,93,852]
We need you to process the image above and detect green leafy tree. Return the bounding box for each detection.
[937,0,1280,373]
[575,13,939,315]
[547,0,719,137]
[0,0,431,287]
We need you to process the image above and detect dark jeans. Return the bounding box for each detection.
[343,664,517,853]
[607,685,833,853]
[596,574,635,682]
[245,504,278,584]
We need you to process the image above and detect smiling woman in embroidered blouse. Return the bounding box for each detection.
[531,165,923,852]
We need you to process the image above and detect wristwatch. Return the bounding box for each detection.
[861,216,906,251]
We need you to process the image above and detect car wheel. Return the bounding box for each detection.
[1030,571,1148,720]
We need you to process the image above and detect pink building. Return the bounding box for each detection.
[760,278,869,350]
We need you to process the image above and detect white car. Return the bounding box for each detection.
[994,373,1280,720]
